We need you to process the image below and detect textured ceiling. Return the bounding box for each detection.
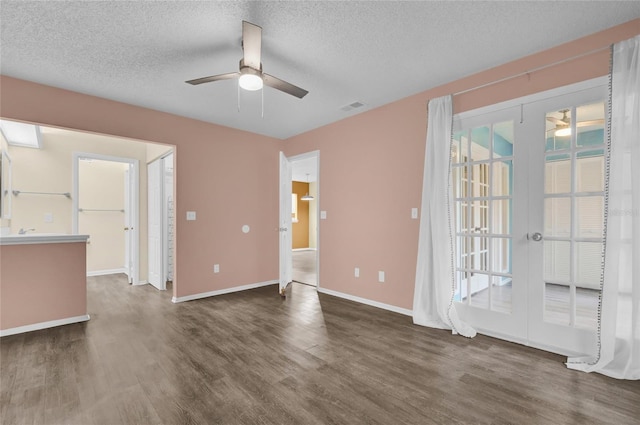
[1,1,639,140]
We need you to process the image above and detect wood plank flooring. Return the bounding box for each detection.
[1,274,639,425]
[292,250,317,286]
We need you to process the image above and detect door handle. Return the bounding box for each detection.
[527,232,543,242]
[279,227,288,232]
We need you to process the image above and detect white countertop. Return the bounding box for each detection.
[0,234,90,245]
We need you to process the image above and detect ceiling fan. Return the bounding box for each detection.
[546,108,604,137]
[186,21,308,99]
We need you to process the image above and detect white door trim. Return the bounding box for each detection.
[72,152,140,285]
[147,157,164,290]
[455,76,607,121]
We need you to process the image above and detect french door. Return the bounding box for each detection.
[453,81,607,356]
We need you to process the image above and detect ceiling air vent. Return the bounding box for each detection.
[340,101,365,112]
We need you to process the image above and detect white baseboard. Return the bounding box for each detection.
[0,314,90,337]
[87,268,126,277]
[317,287,413,317]
[171,280,278,303]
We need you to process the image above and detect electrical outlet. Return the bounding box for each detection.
[44,213,54,223]
[214,264,220,273]
[411,208,418,219]
[378,271,385,283]
[354,267,360,278]
[186,211,196,221]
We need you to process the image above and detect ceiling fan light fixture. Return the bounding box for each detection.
[239,72,263,91]
[555,127,572,137]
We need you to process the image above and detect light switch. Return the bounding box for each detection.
[214,264,220,273]
[354,267,360,278]
[186,211,196,221]
[320,211,327,220]
[378,271,385,283]
[411,208,418,219]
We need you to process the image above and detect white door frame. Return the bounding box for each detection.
[282,150,321,289]
[73,152,140,285]
[452,77,607,355]
[279,152,293,294]
[147,157,164,290]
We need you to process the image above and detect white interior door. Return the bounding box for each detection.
[279,152,293,294]
[525,87,606,355]
[124,168,132,283]
[148,158,164,290]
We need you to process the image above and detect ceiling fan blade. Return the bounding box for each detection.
[186,72,239,85]
[546,116,563,124]
[577,119,605,127]
[242,21,262,69]
[263,73,308,99]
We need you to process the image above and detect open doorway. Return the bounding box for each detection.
[289,152,319,287]
[73,152,140,284]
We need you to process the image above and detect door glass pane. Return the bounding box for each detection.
[545,108,572,151]
[457,271,469,302]
[576,196,603,238]
[491,200,511,235]
[576,152,604,192]
[576,102,605,148]
[493,121,513,158]
[452,166,466,198]
[471,164,489,197]
[491,238,512,274]
[544,197,571,237]
[544,283,570,325]
[470,237,488,272]
[455,119,513,315]
[576,242,602,286]
[576,287,599,330]
[491,275,512,314]
[471,200,489,234]
[545,154,571,194]
[470,126,490,161]
[544,240,571,283]
[492,160,512,196]
[452,131,468,164]
[541,100,605,334]
[470,273,489,308]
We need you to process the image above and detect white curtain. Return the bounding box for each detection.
[567,35,640,379]
[413,95,475,338]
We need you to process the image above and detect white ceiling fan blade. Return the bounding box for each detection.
[242,21,262,69]
[577,119,605,127]
[186,72,240,85]
[263,73,308,99]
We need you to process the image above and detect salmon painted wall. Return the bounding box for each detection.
[0,242,87,330]
[283,19,640,311]
[0,77,282,299]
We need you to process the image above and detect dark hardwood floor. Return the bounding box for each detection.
[1,274,639,425]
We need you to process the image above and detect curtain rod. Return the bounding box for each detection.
[428,44,611,106]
